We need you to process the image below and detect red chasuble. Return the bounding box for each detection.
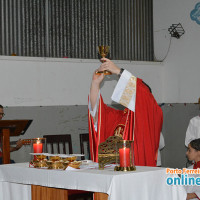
[88,78,163,167]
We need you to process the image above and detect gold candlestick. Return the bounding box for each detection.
[96,45,112,75]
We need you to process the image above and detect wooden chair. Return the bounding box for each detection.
[43,134,93,200]
[80,133,90,160]
[69,133,93,199]
[43,134,73,154]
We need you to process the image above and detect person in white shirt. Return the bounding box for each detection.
[185,116,200,147]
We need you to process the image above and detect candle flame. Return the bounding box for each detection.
[37,138,40,144]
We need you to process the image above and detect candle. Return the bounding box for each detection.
[33,140,43,153]
[119,147,130,167]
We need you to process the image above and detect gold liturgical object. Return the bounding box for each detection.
[98,136,121,170]
[98,136,136,171]
[95,45,112,75]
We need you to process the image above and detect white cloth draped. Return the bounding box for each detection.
[0,163,186,200]
[0,182,31,200]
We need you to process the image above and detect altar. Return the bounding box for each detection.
[0,163,186,200]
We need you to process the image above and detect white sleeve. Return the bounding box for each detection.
[88,91,100,118]
[159,132,165,149]
[111,70,136,112]
[88,91,100,131]
[156,132,165,166]
[185,120,195,147]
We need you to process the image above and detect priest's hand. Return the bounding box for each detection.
[100,58,121,75]
[92,69,105,86]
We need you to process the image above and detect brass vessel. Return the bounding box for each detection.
[46,160,65,170]
[69,161,82,169]
[114,166,136,172]
[96,45,112,75]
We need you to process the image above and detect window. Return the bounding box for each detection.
[0,0,154,61]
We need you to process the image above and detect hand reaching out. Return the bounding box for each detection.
[186,193,197,199]
[10,139,23,152]
[15,139,23,150]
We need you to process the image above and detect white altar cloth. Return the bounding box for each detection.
[0,163,186,200]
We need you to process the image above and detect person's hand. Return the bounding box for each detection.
[92,69,105,86]
[15,139,23,150]
[186,193,197,199]
[99,58,121,75]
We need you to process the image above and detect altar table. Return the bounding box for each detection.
[0,163,186,200]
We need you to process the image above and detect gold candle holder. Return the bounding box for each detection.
[114,140,136,172]
[31,154,47,168]
[114,166,136,171]
[30,138,46,161]
[96,45,112,75]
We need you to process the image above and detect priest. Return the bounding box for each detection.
[88,58,163,167]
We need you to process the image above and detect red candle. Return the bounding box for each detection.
[33,142,43,153]
[119,147,130,167]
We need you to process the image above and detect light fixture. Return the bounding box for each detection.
[168,23,185,39]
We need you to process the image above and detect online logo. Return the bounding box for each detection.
[166,168,200,186]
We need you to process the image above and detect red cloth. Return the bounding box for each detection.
[88,78,163,167]
[193,161,200,169]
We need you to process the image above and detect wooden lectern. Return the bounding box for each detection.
[0,120,32,164]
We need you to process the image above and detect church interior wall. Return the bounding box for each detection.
[153,0,200,167]
[154,0,200,103]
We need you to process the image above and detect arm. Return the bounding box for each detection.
[90,77,102,112]
[90,58,120,109]
[89,72,103,124]
[89,58,120,122]
[186,193,198,200]
[10,139,23,152]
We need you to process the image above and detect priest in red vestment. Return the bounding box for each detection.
[88,58,163,167]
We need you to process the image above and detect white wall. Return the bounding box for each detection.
[1,0,199,106]
[0,56,162,106]
[154,0,200,103]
